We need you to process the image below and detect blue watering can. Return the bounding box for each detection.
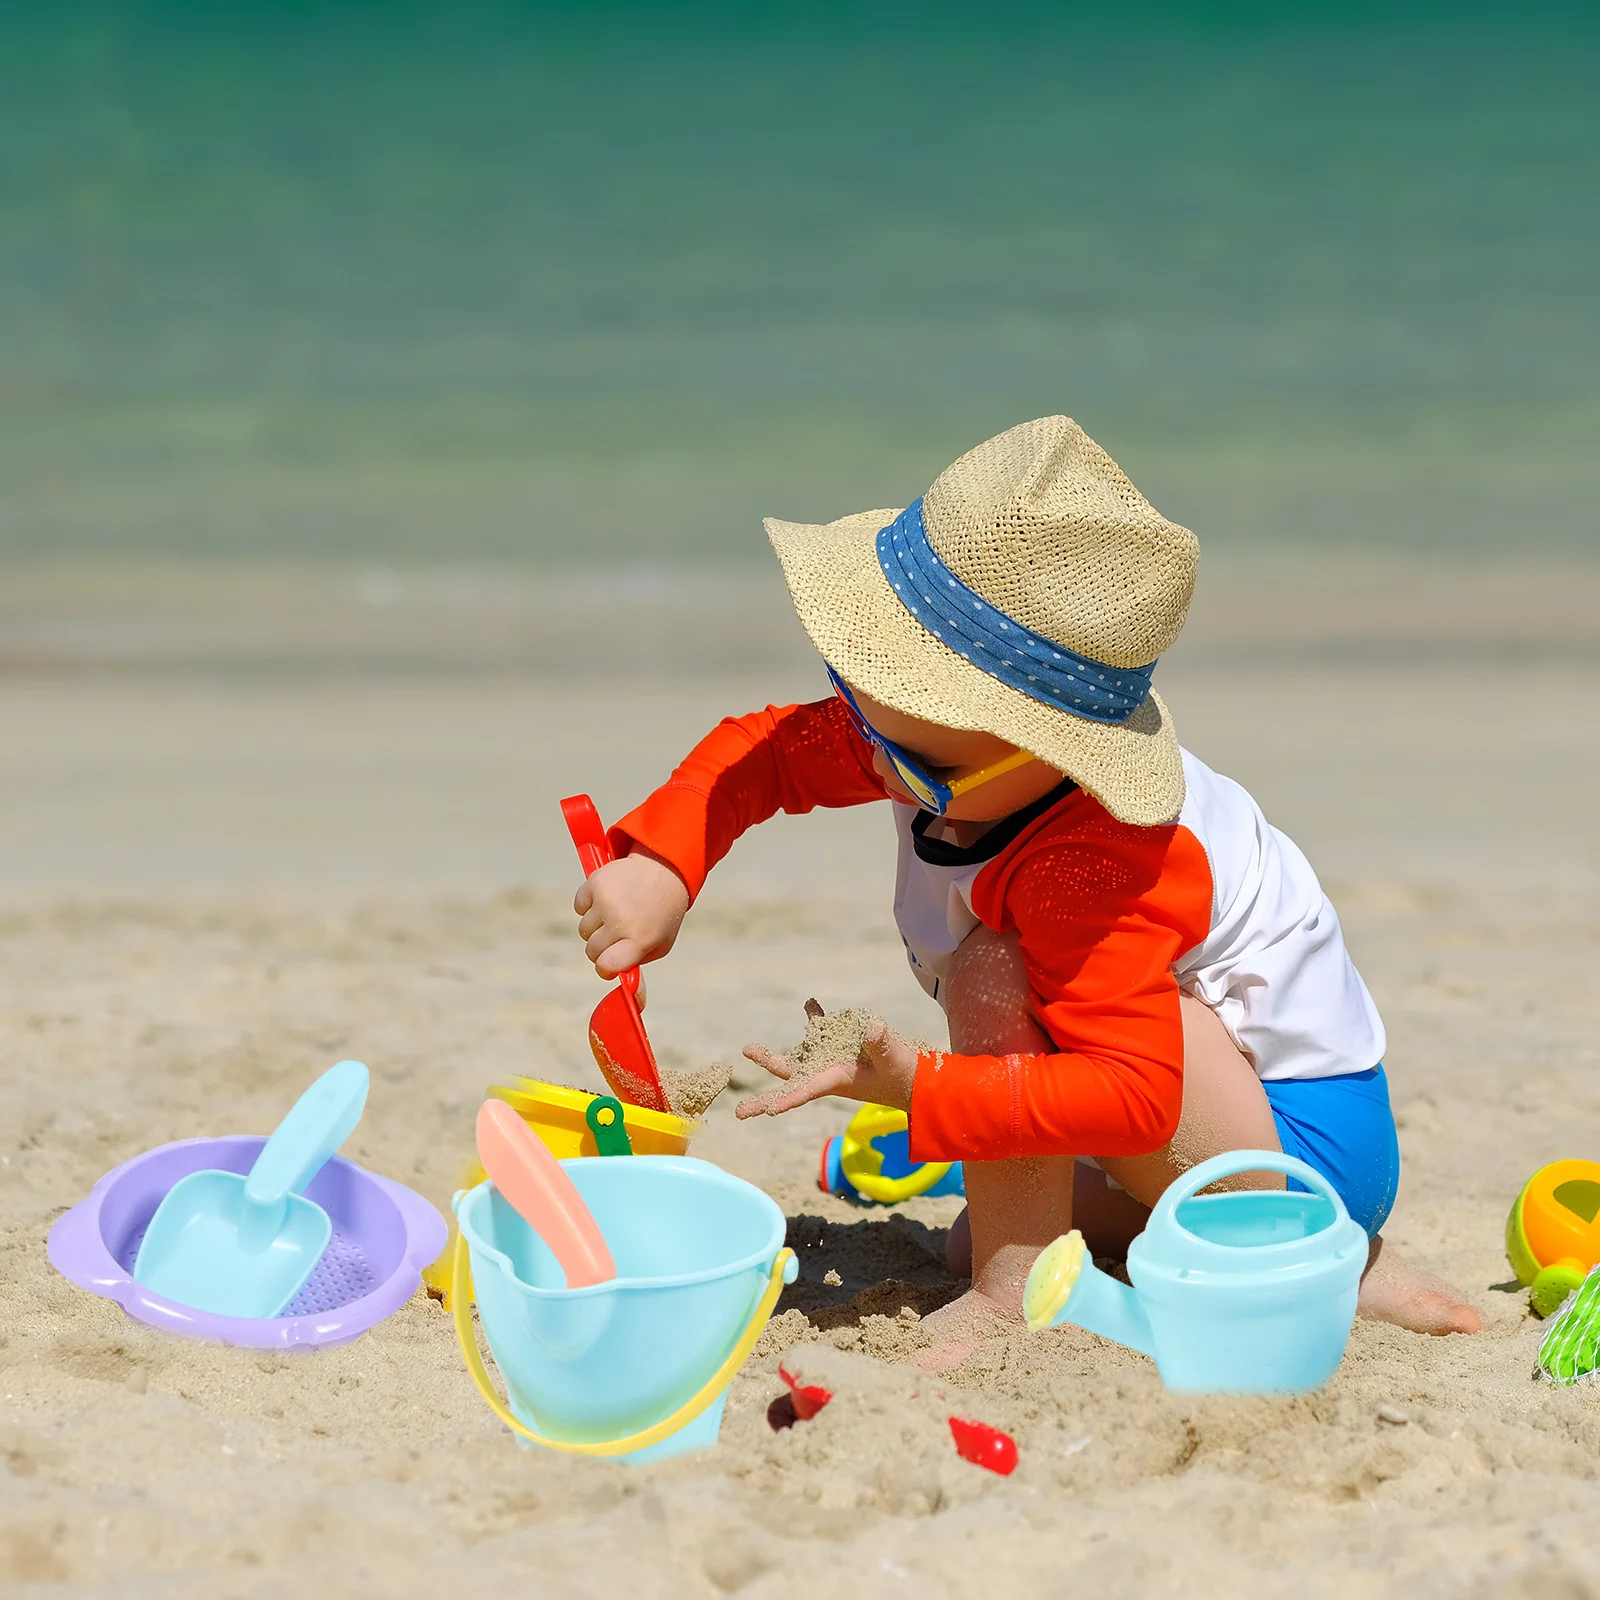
[1023,1150,1368,1393]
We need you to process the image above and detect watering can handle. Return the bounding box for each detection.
[450,1235,796,1458]
[1151,1148,1350,1229]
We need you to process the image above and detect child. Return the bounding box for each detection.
[574,417,1479,1361]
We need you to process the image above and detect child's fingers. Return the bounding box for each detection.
[573,881,593,916]
[757,1062,853,1116]
[577,905,603,941]
[740,1043,795,1082]
[594,939,647,978]
[860,1021,909,1067]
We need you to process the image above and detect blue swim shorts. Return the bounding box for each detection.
[1262,1066,1400,1237]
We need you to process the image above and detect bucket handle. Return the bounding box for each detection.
[451,1235,796,1458]
[1150,1148,1350,1233]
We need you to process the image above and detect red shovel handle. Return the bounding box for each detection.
[561,794,641,999]
[561,794,614,877]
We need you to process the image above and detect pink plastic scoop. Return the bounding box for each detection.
[475,1100,615,1288]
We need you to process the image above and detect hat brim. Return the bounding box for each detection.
[766,508,1185,826]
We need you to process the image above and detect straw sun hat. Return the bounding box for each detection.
[766,416,1199,826]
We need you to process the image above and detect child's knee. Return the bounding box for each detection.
[944,925,1052,1056]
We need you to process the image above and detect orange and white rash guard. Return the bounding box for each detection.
[612,698,1385,1165]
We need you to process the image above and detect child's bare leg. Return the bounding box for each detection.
[916,927,1074,1366]
[1099,998,1479,1335]
[938,926,1479,1345]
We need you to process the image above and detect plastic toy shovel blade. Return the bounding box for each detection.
[132,1060,370,1319]
[559,793,672,1114]
[475,1100,615,1288]
[586,976,671,1115]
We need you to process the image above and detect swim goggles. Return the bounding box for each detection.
[825,665,1035,816]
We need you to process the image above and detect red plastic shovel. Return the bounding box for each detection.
[560,793,673,1115]
[475,1100,615,1287]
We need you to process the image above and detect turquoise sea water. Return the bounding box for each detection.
[2,2,1596,561]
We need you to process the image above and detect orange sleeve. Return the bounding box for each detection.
[610,698,887,901]
[907,816,1213,1162]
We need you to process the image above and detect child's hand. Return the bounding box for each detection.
[574,847,690,983]
[734,1018,919,1118]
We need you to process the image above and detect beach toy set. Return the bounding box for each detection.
[1505,1159,1600,1318]
[1024,1150,1367,1394]
[419,1078,697,1302]
[63,786,1561,1466]
[818,1103,965,1206]
[49,1061,445,1350]
[420,792,702,1302]
[433,798,794,1461]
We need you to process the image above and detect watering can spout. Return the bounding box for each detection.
[1023,1231,1156,1360]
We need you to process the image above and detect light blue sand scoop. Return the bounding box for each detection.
[131,1060,370,1318]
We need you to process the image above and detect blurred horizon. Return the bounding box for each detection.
[2,0,1597,567]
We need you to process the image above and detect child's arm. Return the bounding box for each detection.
[907,827,1210,1161]
[737,823,1211,1163]
[577,698,885,978]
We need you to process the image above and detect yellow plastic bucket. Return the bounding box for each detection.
[490,1078,694,1161]
[423,1079,695,1303]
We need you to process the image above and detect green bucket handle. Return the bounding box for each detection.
[584,1095,633,1157]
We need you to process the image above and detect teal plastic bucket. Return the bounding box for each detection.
[454,1155,794,1462]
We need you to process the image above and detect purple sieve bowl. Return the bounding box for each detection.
[48,1136,447,1350]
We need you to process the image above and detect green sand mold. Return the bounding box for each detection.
[1537,1264,1600,1386]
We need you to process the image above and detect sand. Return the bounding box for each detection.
[4,551,1600,1597]
[662,1062,734,1121]
[737,1003,928,1116]
[786,1005,889,1079]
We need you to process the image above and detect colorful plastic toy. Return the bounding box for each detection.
[475,1100,615,1287]
[421,1078,693,1302]
[132,1061,369,1319]
[776,1360,833,1421]
[491,1078,691,1161]
[1024,1149,1367,1394]
[1505,1159,1600,1318]
[772,1362,1018,1474]
[1538,1262,1600,1385]
[818,1103,965,1206]
[453,1154,795,1462]
[948,1416,1018,1476]
[48,1133,444,1349]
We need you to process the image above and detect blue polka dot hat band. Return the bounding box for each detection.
[875,499,1157,724]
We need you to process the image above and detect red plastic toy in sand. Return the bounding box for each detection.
[561,794,673,1115]
[777,1362,833,1421]
[948,1416,1019,1476]
[772,1364,1019,1476]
